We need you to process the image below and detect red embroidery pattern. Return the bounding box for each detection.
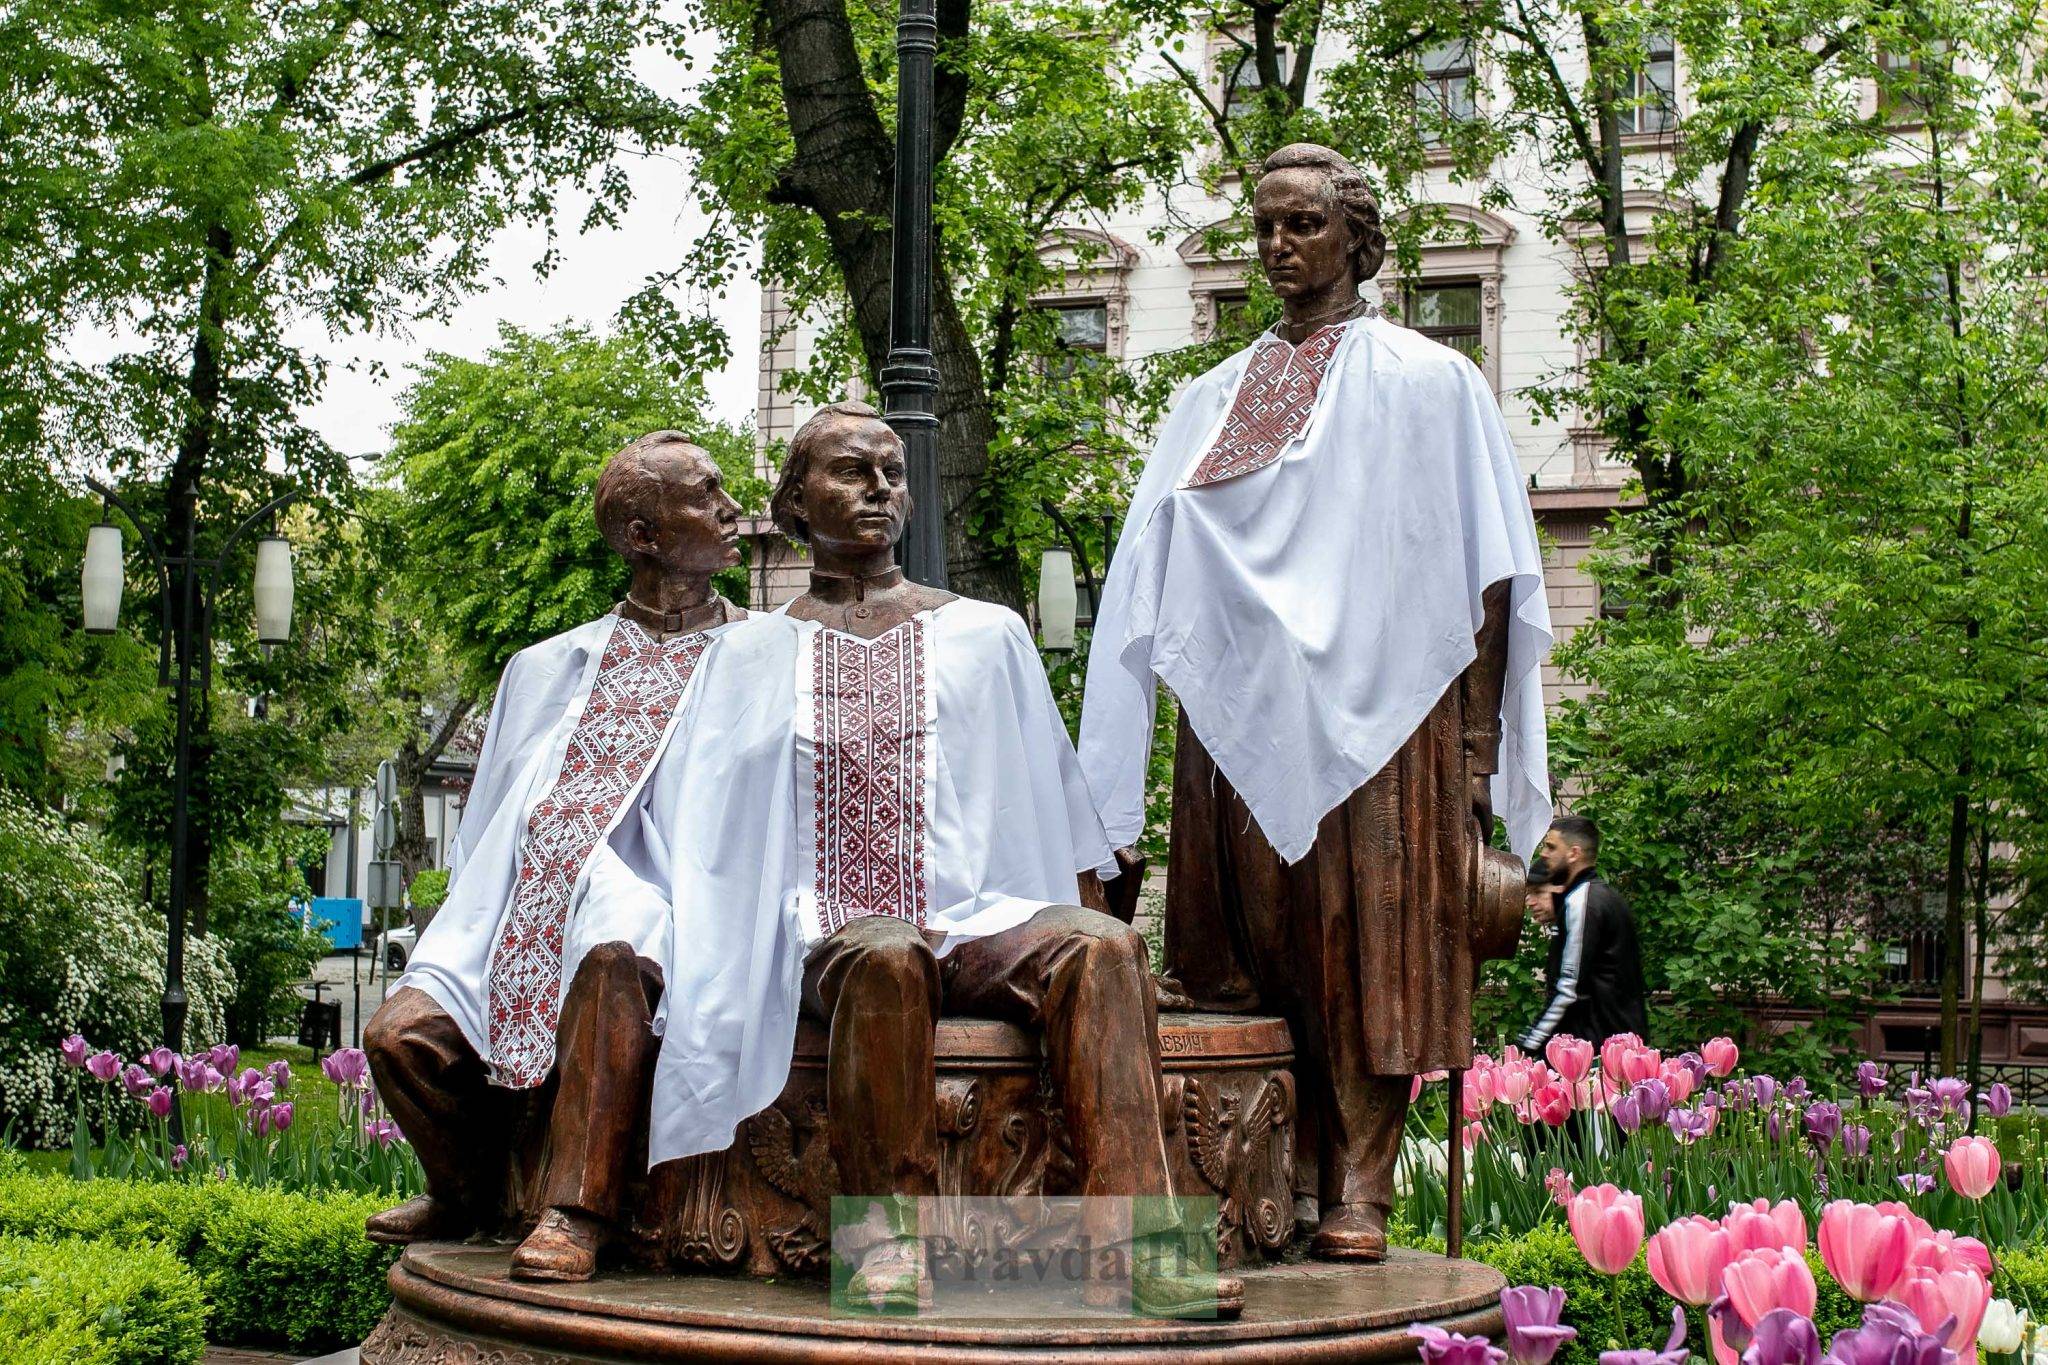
[812,619,931,936]
[485,619,709,1088]
[1184,324,1348,488]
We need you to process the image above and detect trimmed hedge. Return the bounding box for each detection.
[0,1233,207,1365]
[0,1172,396,1354]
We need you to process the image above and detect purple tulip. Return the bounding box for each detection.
[1842,1124,1871,1158]
[1667,1107,1713,1145]
[1600,1305,1689,1365]
[1744,1309,1822,1365]
[120,1063,154,1098]
[146,1087,173,1119]
[1981,1083,2012,1118]
[1712,1296,1754,1358]
[1411,1325,1508,1365]
[1610,1088,1643,1132]
[265,1059,292,1090]
[1752,1074,1779,1107]
[269,1101,293,1132]
[207,1043,240,1075]
[1784,1077,1810,1103]
[177,1057,222,1093]
[1928,1077,1970,1113]
[1804,1101,1843,1149]
[1896,1171,1935,1195]
[1633,1078,1673,1125]
[143,1046,175,1078]
[59,1035,89,1068]
[1856,1061,1887,1100]
[366,1118,404,1148]
[321,1047,370,1089]
[1674,1052,1709,1085]
[85,1050,121,1083]
[1500,1286,1577,1365]
[170,1144,188,1171]
[1768,1111,1785,1143]
[1822,1302,1957,1365]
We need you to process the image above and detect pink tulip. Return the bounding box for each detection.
[1724,1198,1807,1255]
[1943,1137,2000,1199]
[1497,1063,1535,1107]
[1465,1066,1497,1117]
[145,1046,177,1078]
[1532,1082,1572,1127]
[1660,1059,1698,1105]
[1702,1037,1740,1077]
[145,1087,174,1119]
[1647,1215,1735,1305]
[1620,1045,1664,1086]
[1569,1183,1645,1275]
[1463,1120,1485,1150]
[1599,1032,1643,1081]
[1721,1246,1818,1328]
[1873,1201,1935,1244]
[1411,1075,1426,1103]
[59,1035,88,1068]
[84,1050,121,1083]
[1546,1035,1594,1085]
[1817,1200,1914,1301]
[1887,1265,1989,1351]
[120,1063,154,1098]
[1545,1168,1575,1208]
[1906,1230,1993,1279]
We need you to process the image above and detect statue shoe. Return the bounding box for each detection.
[844,1236,927,1315]
[510,1208,606,1283]
[1129,1267,1246,1320]
[364,1195,474,1246]
[1310,1202,1387,1262]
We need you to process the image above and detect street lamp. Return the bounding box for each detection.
[81,476,296,1138]
[883,0,946,588]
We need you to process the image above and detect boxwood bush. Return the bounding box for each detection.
[0,1233,207,1364]
[0,1172,395,1354]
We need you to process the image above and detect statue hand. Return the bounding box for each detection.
[1468,774,1494,836]
[1104,847,1148,923]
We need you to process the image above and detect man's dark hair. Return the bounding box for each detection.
[1550,814,1600,863]
[594,431,702,559]
[1260,143,1389,281]
[769,400,900,545]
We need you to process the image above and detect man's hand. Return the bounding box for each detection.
[1468,773,1494,835]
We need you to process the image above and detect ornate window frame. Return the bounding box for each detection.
[1375,202,1516,393]
[1032,227,1139,360]
[1177,218,1256,342]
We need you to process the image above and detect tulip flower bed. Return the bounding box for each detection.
[1388,1033,2048,1365]
[54,1034,421,1197]
[0,1161,397,1355]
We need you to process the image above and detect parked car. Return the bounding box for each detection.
[379,923,419,972]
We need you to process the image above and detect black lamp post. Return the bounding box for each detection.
[883,0,947,589]
[82,477,295,1139]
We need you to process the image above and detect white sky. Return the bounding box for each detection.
[302,25,762,463]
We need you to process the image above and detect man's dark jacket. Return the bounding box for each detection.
[1518,869,1649,1049]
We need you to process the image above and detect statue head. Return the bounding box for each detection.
[770,401,909,555]
[1252,143,1387,308]
[594,432,743,578]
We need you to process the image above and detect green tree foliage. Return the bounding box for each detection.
[1552,0,2048,1071]
[382,323,767,700]
[673,0,1198,601]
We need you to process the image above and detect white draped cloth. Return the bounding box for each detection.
[398,612,739,1087]
[1078,312,1554,863]
[644,601,1116,1168]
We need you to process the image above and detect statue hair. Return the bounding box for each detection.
[770,400,904,545]
[1260,143,1388,281]
[594,430,705,560]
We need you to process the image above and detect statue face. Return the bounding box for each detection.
[622,443,743,575]
[1253,166,1360,303]
[791,415,909,553]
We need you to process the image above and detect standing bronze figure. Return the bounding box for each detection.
[1078,143,1553,1262]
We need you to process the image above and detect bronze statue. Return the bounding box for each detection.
[1077,143,1549,1263]
[703,401,1244,1316]
[363,432,746,1281]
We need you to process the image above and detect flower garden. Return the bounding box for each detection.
[12,1023,2047,1363]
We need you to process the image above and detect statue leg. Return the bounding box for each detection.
[511,941,663,1282]
[799,915,942,1200]
[363,986,512,1243]
[1309,1071,1407,1261]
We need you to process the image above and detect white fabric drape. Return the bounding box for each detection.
[645,601,1115,1168]
[1077,315,1554,863]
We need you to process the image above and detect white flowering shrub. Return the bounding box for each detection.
[0,791,232,1147]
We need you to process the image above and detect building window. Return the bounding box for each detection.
[1403,280,1484,363]
[1223,46,1290,121]
[1414,39,1476,145]
[1041,302,1110,383]
[1877,44,1945,124]
[1619,34,1676,135]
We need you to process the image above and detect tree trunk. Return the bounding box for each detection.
[1939,789,1968,1075]
[762,0,1022,608]
[394,695,476,932]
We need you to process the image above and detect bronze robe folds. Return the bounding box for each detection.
[1162,583,1513,1214]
